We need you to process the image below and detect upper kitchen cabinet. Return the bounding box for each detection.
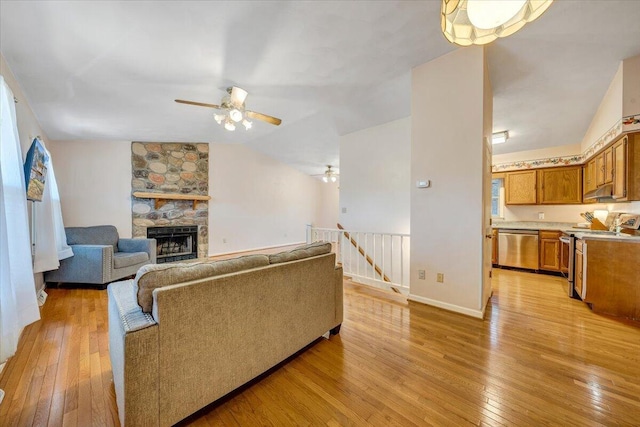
[504,166,581,205]
[584,158,597,194]
[595,147,614,187]
[538,166,582,204]
[613,136,627,199]
[505,170,537,204]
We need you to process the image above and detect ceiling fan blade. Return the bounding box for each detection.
[229,87,248,107]
[175,99,221,109]
[246,110,282,126]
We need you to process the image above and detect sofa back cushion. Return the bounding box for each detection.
[135,254,270,313]
[269,241,332,264]
[65,225,119,252]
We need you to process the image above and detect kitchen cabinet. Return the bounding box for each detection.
[539,231,561,271]
[613,136,627,199]
[580,238,640,320]
[574,239,584,299]
[583,159,597,203]
[491,229,498,265]
[505,170,537,204]
[595,147,614,187]
[538,166,582,204]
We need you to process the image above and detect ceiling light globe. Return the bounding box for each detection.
[467,0,527,30]
[322,176,329,183]
[224,120,236,131]
[214,114,224,124]
[242,119,252,130]
[330,175,337,183]
[229,109,243,122]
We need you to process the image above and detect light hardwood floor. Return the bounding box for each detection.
[1,269,639,426]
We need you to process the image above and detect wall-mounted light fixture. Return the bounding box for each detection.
[492,130,509,144]
[441,0,554,46]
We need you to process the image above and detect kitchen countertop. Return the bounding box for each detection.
[567,230,640,242]
[492,221,576,231]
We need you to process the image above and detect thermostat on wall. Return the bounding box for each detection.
[416,180,431,188]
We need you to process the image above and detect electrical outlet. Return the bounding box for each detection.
[341,207,347,214]
[538,212,545,220]
[222,238,227,244]
[418,270,426,280]
[437,273,444,283]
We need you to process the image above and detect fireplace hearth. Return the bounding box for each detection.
[147,226,198,264]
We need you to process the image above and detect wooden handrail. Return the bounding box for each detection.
[337,223,392,284]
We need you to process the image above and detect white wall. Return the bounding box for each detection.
[410,46,488,318]
[49,140,133,237]
[50,140,327,255]
[493,143,581,166]
[581,63,623,153]
[314,179,339,229]
[1,54,50,292]
[623,54,640,117]
[339,117,411,234]
[208,143,323,255]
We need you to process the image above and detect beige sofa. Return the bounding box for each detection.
[107,242,343,426]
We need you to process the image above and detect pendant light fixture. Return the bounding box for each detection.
[441,0,553,46]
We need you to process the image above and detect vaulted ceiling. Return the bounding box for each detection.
[2,1,639,176]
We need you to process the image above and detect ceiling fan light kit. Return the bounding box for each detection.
[441,0,553,46]
[322,165,338,183]
[175,86,281,131]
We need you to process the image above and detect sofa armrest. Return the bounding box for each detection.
[108,280,159,426]
[44,244,113,284]
[118,238,157,263]
[334,264,344,328]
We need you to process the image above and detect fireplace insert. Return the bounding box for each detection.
[147,226,198,263]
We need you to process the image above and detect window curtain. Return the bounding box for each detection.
[33,140,73,273]
[0,75,41,363]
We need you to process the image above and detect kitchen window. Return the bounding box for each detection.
[492,178,504,218]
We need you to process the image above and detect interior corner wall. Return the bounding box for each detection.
[48,140,133,238]
[623,54,640,117]
[315,180,339,229]
[1,53,50,292]
[339,116,411,234]
[410,46,487,317]
[581,63,623,152]
[208,143,321,255]
[49,141,323,255]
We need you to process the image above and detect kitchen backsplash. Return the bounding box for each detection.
[501,201,640,223]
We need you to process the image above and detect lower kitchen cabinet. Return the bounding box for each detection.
[580,238,640,320]
[574,240,585,299]
[539,230,561,271]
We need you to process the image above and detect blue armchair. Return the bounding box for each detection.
[44,225,156,287]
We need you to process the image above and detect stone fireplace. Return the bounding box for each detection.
[147,225,198,263]
[131,142,209,260]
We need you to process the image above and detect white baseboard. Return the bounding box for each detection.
[408,293,485,319]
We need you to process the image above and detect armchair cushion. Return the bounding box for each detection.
[66,225,119,252]
[114,252,149,269]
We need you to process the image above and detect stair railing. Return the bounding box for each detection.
[307,224,410,294]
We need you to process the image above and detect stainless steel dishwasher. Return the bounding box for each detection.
[498,229,539,270]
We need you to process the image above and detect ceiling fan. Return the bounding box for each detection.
[175,86,282,131]
[312,165,339,183]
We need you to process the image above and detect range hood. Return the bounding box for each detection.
[584,183,615,200]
